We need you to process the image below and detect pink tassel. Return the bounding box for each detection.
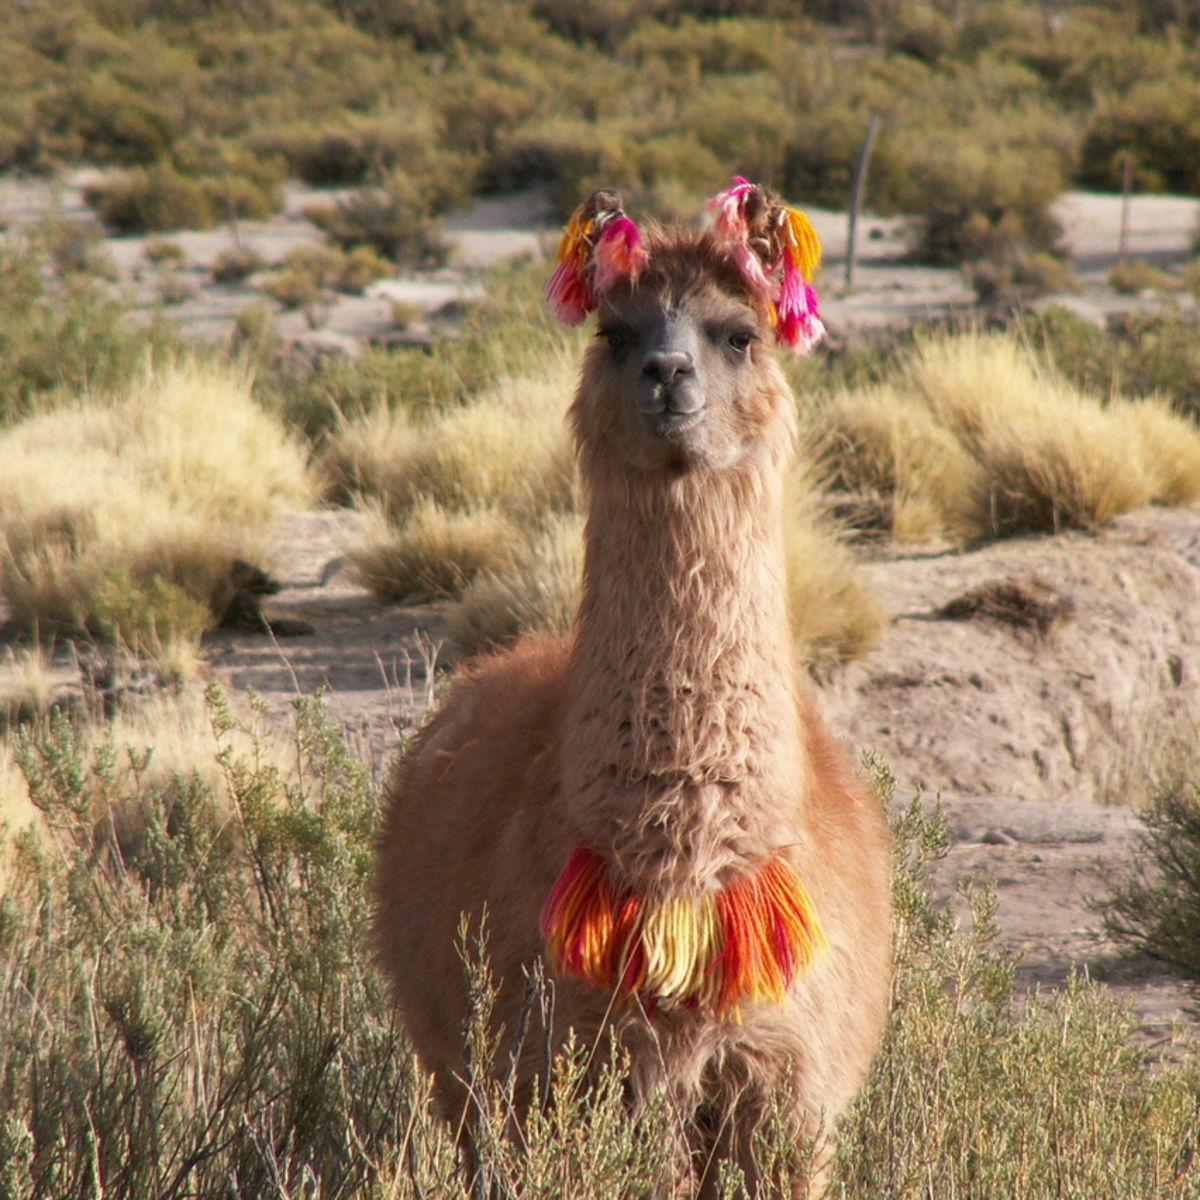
[545,195,645,326]
[592,216,647,296]
[707,175,757,241]
[708,175,826,354]
[775,254,825,352]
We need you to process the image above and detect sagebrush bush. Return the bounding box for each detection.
[1103,772,1200,979]
[86,157,281,234]
[86,165,216,232]
[210,243,265,284]
[303,175,451,268]
[1108,259,1174,294]
[835,778,1200,1200]
[1081,78,1200,194]
[1,702,1197,1198]
[0,244,181,427]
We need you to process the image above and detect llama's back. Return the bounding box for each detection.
[374,636,575,1093]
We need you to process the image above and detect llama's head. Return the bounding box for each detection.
[552,180,821,478]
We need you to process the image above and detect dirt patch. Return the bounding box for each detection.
[824,507,1200,808]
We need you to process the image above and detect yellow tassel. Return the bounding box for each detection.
[784,208,822,281]
[541,847,827,1017]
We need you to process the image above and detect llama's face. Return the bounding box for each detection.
[574,241,789,476]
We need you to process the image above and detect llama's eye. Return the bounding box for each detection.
[600,328,626,352]
[728,331,756,354]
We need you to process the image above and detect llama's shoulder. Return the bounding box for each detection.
[396,635,572,789]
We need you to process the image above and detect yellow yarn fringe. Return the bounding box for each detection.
[541,847,828,1018]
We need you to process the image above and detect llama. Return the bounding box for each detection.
[374,180,892,1196]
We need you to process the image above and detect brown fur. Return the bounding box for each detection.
[374,228,891,1196]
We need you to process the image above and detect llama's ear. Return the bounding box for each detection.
[706,176,825,354]
[545,190,646,326]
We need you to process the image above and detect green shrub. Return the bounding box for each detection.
[1103,776,1200,978]
[625,14,789,73]
[1081,78,1200,193]
[679,74,792,188]
[1107,310,1200,420]
[211,244,265,284]
[835,785,1200,1199]
[1,690,419,1198]
[0,245,180,427]
[143,237,187,265]
[967,249,1078,303]
[303,177,449,268]
[438,79,537,156]
[484,117,628,216]
[905,137,1066,264]
[880,1,958,63]
[39,71,177,166]
[1108,259,1175,294]
[248,112,462,191]
[1025,307,1200,420]
[532,0,644,49]
[26,216,117,279]
[262,266,324,312]
[267,260,574,442]
[86,166,216,232]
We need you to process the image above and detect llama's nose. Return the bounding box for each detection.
[642,351,693,385]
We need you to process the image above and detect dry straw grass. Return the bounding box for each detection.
[0,358,314,652]
[351,498,523,601]
[341,348,885,663]
[449,511,586,652]
[809,331,1200,544]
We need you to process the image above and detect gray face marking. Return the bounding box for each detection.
[636,309,705,429]
[597,290,761,454]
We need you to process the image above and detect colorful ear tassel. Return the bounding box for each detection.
[541,845,827,1019]
[545,190,647,325]
[708,176,826,354]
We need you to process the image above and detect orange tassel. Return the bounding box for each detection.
[540,846,827,1018]
[545,195,646,326]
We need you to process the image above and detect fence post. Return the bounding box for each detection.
[1117,151,1132,267]
[845,115,882,289]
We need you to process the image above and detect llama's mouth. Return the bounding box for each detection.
[643,408,705,439]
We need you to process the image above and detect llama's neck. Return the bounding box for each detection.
[563,459,805,895]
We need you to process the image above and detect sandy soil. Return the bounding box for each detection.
[3,175,1199,1054]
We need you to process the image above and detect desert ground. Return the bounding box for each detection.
[4,176,1200,1056]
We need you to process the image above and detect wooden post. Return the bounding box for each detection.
[845,115,881,290]
[1117,151,1132,267]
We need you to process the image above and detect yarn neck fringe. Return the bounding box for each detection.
[545,191,646,326]
[707,175,825,354]
[540,846,827,1018]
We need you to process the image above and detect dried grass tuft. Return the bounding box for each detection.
[0,357,314,651]
[810,331,1200,544]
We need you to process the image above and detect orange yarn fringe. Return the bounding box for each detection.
[540,846,827,1018]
